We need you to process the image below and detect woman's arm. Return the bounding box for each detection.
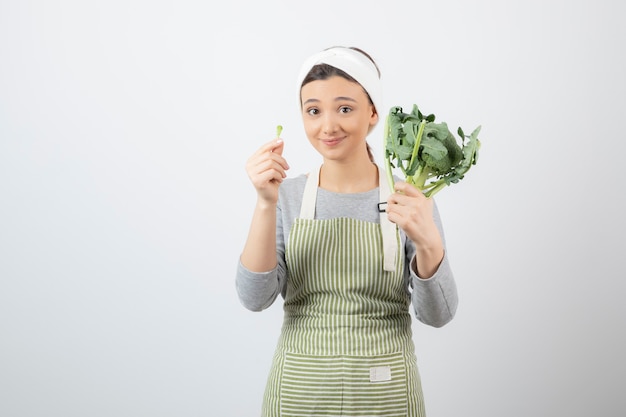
[239,138,288,271]
[400,195,459,328]
[407,249,458,328]
[236,200,288,311]
[240,199,279,272]
[236,139,289,311]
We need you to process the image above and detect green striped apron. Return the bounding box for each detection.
[262,166,425,417]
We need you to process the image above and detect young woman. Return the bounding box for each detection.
[236,46,458,417]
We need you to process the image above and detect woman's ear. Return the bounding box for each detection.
[367,106,378,134]
[369,106,379,129]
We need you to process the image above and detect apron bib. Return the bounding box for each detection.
[262,166,425,417]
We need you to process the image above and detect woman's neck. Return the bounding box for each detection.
[318,159,379,193]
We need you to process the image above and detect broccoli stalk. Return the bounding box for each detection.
[384,104,481,198]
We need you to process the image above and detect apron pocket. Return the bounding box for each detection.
[280,352,409,417]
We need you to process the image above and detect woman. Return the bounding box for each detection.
[236,46,458,417]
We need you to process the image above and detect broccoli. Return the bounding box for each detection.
[383,104,481,198]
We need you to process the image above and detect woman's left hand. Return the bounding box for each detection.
[386,181,441,248]
[386,181,445,278]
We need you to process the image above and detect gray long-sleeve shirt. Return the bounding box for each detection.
[236,173,458,328]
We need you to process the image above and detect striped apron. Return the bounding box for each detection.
[262,167,425,417]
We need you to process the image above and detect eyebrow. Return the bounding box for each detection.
[302,96,358,105]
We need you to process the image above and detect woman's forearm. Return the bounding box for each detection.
[412,238,444,279]
[240,199,279,272]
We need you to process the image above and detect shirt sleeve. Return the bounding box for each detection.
[235,199,288,312]
[405,200,459,328]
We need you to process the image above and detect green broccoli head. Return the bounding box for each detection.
[419,123,463,174]
[383,104,481,198]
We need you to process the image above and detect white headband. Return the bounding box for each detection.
[296,47,383,114]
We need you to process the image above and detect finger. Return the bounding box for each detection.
[257,158,288,179]
[393,181,422,197]
[271,138,285,156]
[387,192,411,207]
[266,147,290,171]
[253,138,285,157]
[256,168,286,185]
[388,185,415,206]
[248,142,289,172]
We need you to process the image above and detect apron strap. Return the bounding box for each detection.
[378,167,398,272]
[299,167,320,219]
[299,165,398,272]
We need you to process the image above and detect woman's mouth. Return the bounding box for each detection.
[321,137,343,146]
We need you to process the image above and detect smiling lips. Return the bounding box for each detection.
[321,137,343,146]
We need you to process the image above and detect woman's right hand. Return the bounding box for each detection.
[245,138,290,205]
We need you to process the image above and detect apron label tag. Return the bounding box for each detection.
[369,366,392,382]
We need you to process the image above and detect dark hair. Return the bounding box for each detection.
[300,46,380,162]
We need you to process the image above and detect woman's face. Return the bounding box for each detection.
[300,75,378,163]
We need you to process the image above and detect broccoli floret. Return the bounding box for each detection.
[383,104,481,198]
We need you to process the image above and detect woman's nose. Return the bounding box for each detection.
[322,113,338,134]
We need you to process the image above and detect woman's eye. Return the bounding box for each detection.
[306,108,319,116]
[339,106,352,114]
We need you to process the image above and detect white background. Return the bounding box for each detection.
[1,1,625,416]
